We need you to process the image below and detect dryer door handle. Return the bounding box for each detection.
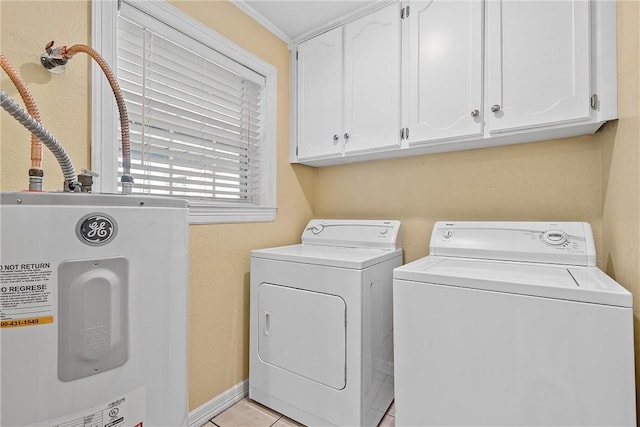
[264,311,271,336]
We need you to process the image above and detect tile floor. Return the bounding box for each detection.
[206,398,395,427]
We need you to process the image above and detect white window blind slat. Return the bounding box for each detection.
[127,145,251,177]
[147,37,264,98]
[127,144,252,177]
[123,89,262,138]
[118,8,264,84]
[127,123,258,160]
[125,157,251,179]
[120,70,261,118]
[126,172,256,191]
[118,41,264,103]
[120,83,261,132]
[125,183,251,200]
[145,67,257,115]
[120,78,262,129]
[127,110,260,153]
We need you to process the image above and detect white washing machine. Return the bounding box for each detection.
[249,219,402,426]
[393,221,636,427]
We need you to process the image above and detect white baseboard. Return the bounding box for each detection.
[188,380,249,427]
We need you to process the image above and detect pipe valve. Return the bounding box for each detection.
[40,41,70,74]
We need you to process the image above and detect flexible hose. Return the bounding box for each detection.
[0,54,44,172]
[0,89,78,189]
[66,44,132,183]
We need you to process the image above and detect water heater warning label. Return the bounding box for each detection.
[26,387,146,427]
[53,396,126,427]
[0,262,53,328]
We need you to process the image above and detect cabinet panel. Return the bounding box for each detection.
[297,27,343,159]
[344,4,400,153]
[486,0,591,133]
[408,0,483,143]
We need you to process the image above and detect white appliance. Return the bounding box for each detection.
[0,192,189,427]
[249,219,402,426]
[393,221,636,427]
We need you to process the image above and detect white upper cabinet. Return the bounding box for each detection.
[485,0,592,133]
[295,3,401,161]
[407,0,483,143]
[343,3,401,153]
[292,0,616,166]
[297,27,343,160]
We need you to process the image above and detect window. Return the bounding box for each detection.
[92,0,277,223]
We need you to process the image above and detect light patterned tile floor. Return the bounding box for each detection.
[207,398,396,427]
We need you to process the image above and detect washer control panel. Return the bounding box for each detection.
[430,221,596,266]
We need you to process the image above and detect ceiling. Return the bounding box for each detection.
[234,0,378,42]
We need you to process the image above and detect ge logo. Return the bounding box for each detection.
[76,213,117,246]
[109,408,119,418]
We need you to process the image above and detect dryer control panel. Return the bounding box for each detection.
[430,221,596,266]
[302,219,400,250]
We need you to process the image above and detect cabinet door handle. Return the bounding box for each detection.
[333,134,339,142]
[491,104,501,113]
[471,110,480,117]
[344,133,350,140]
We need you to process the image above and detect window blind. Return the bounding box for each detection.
[116,10,266,203]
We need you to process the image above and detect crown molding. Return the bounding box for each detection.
[231,0,292,46]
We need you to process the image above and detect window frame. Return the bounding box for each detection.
[92,0,277,224]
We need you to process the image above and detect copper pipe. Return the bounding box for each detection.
[65,44,132,191]
[0,53,43,171]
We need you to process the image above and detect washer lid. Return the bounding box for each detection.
[251,244,401,269]
[394,256,632,307]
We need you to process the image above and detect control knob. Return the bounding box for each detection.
[542,230,568,246]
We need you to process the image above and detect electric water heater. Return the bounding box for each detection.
[0,192,189,426]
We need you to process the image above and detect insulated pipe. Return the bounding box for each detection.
[44,43,133,194]
[0,89,79,191]
[0,53,44,190]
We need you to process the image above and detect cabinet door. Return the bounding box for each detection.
[486,0,591,133]
[344,4,401,153]
[408,0,483,144]
[297,27,343,159]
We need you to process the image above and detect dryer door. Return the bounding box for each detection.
[257,283,346,390]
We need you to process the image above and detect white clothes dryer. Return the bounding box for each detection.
[393,221,636,427]
[250,219,402,427]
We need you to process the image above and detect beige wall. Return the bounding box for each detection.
[0,1,92,190]
[0,0,315,411]
[2,0,640,417]
[601,0,640,417]
[315,136,604,264]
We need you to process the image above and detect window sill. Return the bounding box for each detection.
[188,201,277,224]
